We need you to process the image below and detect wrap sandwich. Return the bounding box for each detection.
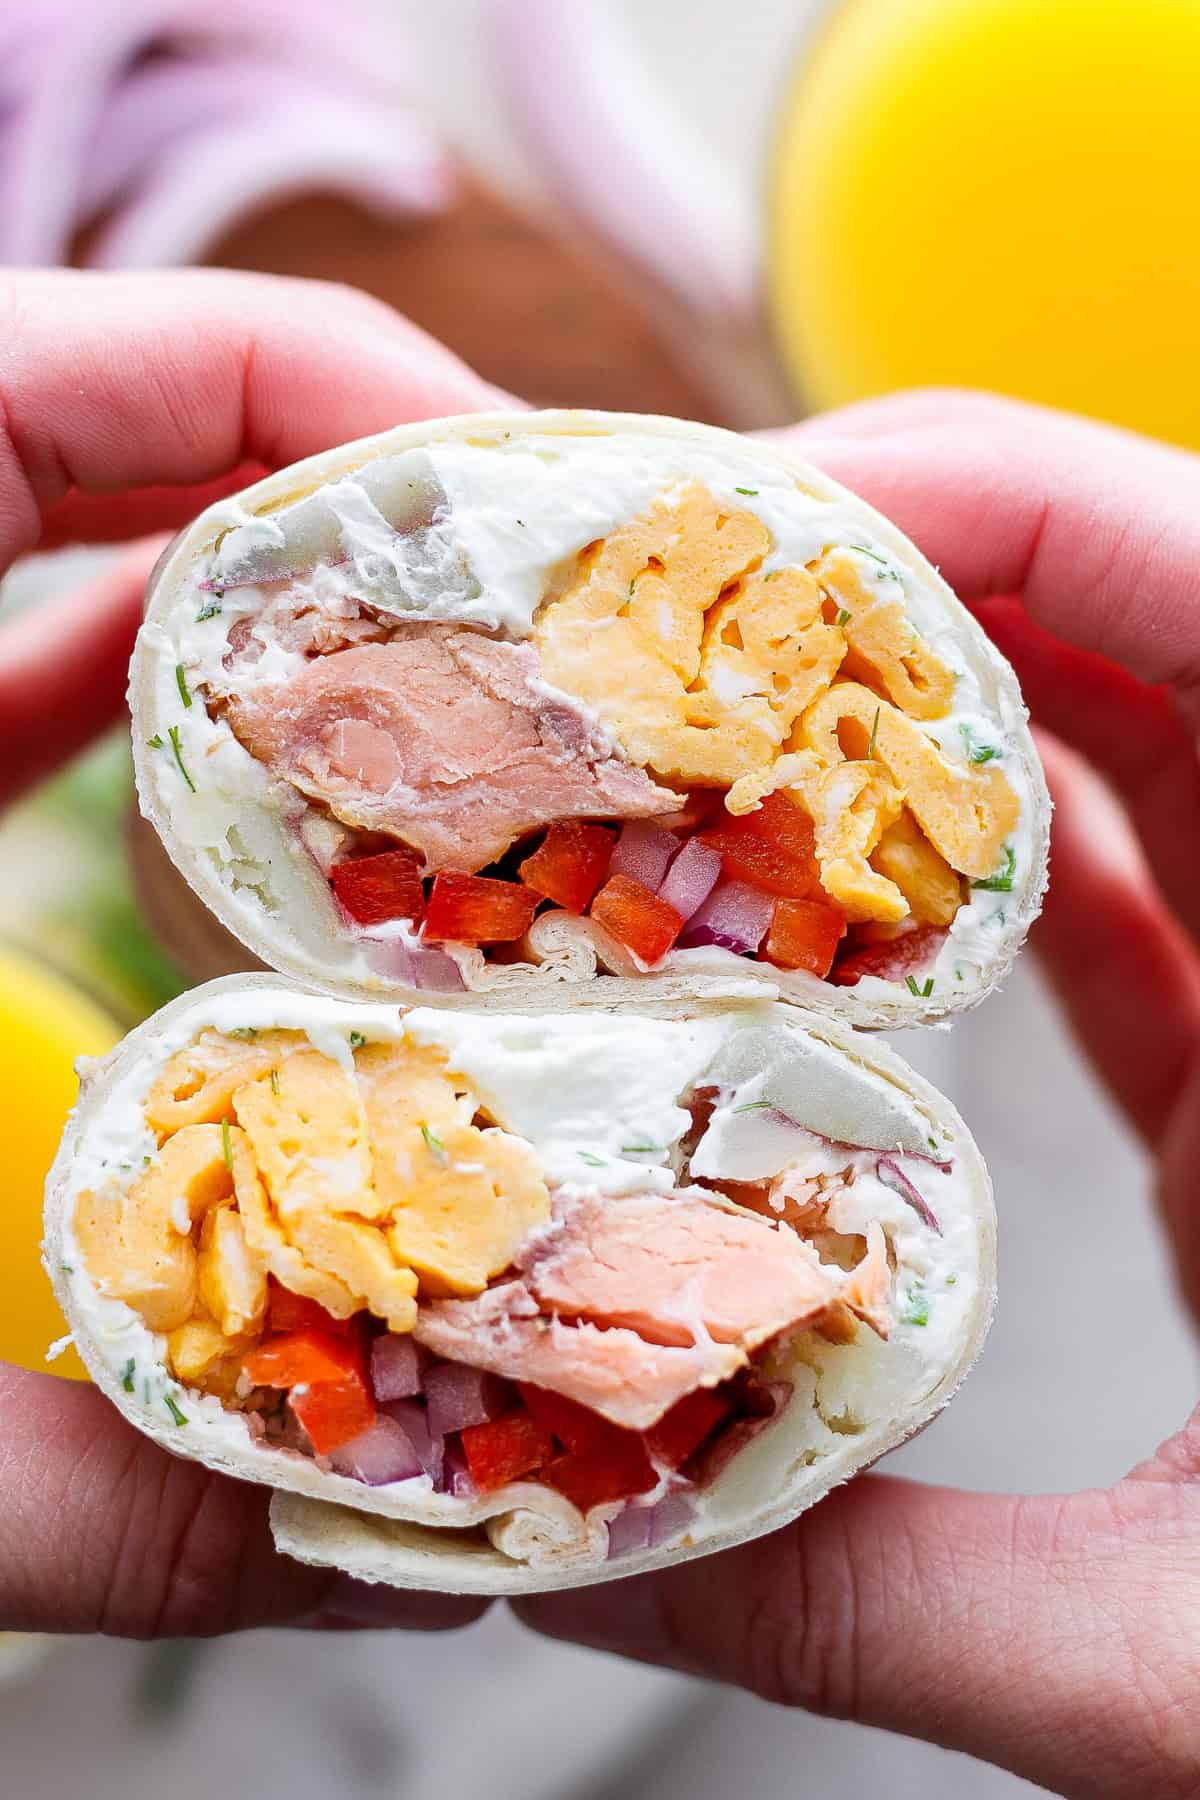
[131,411,1049,1028]
[46,976,994,1596]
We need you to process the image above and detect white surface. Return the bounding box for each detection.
[4,3,1194,1797]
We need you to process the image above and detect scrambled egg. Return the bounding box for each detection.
[77,1032,551,1386]
[537,489,1020,926]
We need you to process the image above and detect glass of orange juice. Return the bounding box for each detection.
[768,0,1200,448]
[0,941,118,1382]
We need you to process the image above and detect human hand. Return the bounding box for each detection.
[516,392,1200,1800]
[0,267,501,1636]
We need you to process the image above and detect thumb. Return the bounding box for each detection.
[514,1446,1200,1800]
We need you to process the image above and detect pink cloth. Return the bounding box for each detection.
[0,0,453,266]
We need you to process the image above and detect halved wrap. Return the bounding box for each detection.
[45,975,994,1596]
[131,410,1049,1028]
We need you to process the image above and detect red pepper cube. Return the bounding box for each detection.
[699,791,824,900]
[243,1326,364,1390]
[541,1445,657,1514]
[423,872,540,944]
[644,1388,733,1468]
[830,923,945,988]
[266,1278,355,1338]
[518,821,615,913]
[590,873,684,966]
[331,849,425,927]
[763,897,847,978]
[518,1383,637,1459]
[291,1374,377,1456]
[460,1409,555,1493]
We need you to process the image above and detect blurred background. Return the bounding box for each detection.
[1,0,1198,1794]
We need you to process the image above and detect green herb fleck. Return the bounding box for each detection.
[348,1030,367,1050]
[146,733,164,750]
[927,1136,938,1150]
[167,725,196,793]
[121,1358,136,1393]
[903,1288,930,1327]
[946,1273,958,1287]
[960,722,998,765]
[143,1154,152,1166]
[733,1100,772,1114]
[164,1393,189,1428]
[422,1123,448,1165]
[175,663,193,709]
[270,1068,281,1097]
[578,1151,606,1167]
[229,1026,258,1039]
[628,578,637,599]
[516,518,526,527]
[867,706,881,757]
[60,1262,74,1275]
[196,598,223,623]
[905,975,935,998]
[621,1143,660,1155]
[852,544,901,582]
[972,845,1016,892]
[835,608,851,627]
[735,486,758,496]
[221,1118,233,1170]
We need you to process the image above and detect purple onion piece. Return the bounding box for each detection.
[657,837,722,924]
[424,1363,515,1438]
[876,1155,941,1234]
[329,1416,423,1486]
[610,821,680,891]
[677,878,773,955]
[439,1438,475,1498]
[371,1333,428,1402]
[606,1505,655,1559]
[648,1489,696,1548]
[382,1398,445,1487]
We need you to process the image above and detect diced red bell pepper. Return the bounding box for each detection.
[243,1326,365,1389]
[266,1278,354,1338]
[291,1374,376,1456]
[590,873,683,965]
[331,849,425,927]
[541,1445,657,1514]
[830,923,946,988]
[699,791,824,900]
[518,821,615,912]
[459,1408,555,1493]
[422,872,540,944]
[517,1383,634,1459]
[644,1388,733,1468]
[763,897,847,978]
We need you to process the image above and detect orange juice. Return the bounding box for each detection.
[769,0,1200,447]
[0,945,118,1380]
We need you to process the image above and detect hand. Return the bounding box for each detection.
[0,267,501,1637]
[516,392,1200,1800]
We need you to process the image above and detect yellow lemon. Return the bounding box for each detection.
[769,0,1200,448]
[0,944,118,1380]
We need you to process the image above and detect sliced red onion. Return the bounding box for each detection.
[877,1156,941,1234]
[424,1363,514,1438]
[366,934,465,993]
[610,821,679,891]
[606,1505,654,1559]
[657,837,721,924]
[371,1333,428,1403]
[328,1415,422,1487]
[440,1437,475,1499]
[677,878,773,955]
[648,1489,696,1547]
[382,1398,444,1487]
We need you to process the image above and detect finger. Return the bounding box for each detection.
[783,393,1200,707]
[0,1366,488,1637]
[1030,732,1200,1146]
[515,1465,1200,1800]
[0,268,506,573]
[0,537,163,808]
[972,595,1200,942]
[35,464,268,549]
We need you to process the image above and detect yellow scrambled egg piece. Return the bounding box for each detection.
[534,484,845,787]
[358,1042,551,1297]
[77,1031,553,1379]
[539,484,1018,929]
